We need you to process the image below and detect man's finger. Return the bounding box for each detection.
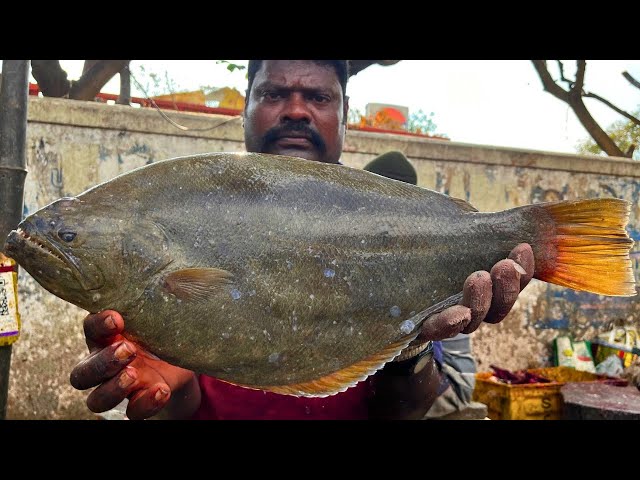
[70,340,137,390]
[83,310,125,352]
[86,365,139,413]
[418,305,471,341]
[126,383,171,420]
[460,271,492,334]
[483,259,522,324]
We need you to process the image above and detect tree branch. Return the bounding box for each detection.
[623,71,640,90]
[69,60,130,101]
[117,62,131,105]
[531,60,569,102]
[574,60,586,91]
[583,92,640,126]
[534,60,627,157]
[626,144,636,157]
[569,94,626,157]
[30,60,71,97]
[556,60,572,85]
[82,60,100,75]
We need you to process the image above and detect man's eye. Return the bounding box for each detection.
[312,94,330,103]
[58,231,77,242]
[264,92,282,100]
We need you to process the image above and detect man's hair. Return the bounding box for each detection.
[246,60,349,99]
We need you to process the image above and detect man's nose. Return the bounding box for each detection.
[281,93,311,123]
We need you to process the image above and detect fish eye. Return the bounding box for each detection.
[58,230,77,242]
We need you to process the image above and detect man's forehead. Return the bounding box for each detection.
[254,60,341,90]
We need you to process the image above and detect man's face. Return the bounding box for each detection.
[243,60,348,164]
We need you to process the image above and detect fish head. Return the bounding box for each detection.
[4,196,170,312]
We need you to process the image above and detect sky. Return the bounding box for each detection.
[36,60,640,157]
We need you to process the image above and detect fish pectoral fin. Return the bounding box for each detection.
[162,267,233,300]
[256,335,418,398]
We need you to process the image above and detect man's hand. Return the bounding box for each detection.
[69,310,200,420]
[418,243,535,341]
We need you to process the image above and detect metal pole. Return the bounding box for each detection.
[0,60,29,419]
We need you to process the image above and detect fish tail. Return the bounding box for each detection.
[534,198,636,296]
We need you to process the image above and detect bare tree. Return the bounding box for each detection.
[532,60,640,158]
[29,60,396,103]
[31,60,130,101]
[30,60,70,97]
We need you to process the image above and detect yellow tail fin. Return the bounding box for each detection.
[537,198,636,296]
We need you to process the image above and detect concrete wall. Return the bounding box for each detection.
[6,97,639,419]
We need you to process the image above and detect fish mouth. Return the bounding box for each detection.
[12,226,68,264]
[7,225,101,291]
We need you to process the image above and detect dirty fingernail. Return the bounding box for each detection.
[104,315,116,330]
[119,368,136,388]
[155,388,169,402]
[115,342,135,360]
[512,261,526,275]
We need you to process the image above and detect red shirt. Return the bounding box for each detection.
[190,374,372,420]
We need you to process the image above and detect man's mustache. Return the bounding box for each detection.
[260,121,326,153]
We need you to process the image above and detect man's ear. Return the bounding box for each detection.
[343,95,350,125]
[242,89,250,128]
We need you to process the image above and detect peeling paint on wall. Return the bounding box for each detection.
[7,97,639,418]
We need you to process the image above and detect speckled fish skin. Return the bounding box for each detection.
[3,152,632,392]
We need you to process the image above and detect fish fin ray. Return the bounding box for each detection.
[226,298,471,398]
[256,294,464,397]
[536,198,636,296]
[412,292,464,325]
[451,197,478,212]
[251,335,419,398]
[163,267,233,300]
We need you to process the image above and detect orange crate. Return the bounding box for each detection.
[472,366,621,420]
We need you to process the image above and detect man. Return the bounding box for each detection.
[70,60,534,420]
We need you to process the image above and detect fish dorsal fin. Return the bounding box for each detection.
[451,197,478,212]
[163,267,233,300]
[253,334,419,398]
